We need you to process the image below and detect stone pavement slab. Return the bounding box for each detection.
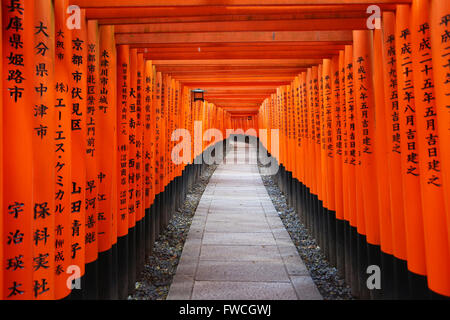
[167,141,322,300]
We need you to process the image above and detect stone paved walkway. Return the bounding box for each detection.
[167,141,322,300]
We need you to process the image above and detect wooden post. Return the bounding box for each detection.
[32,0,55,300]
[98,25,117,299]
[116,44,130,299]
[2,0,33,300]
[395,4,427,298]
[70,9,88,288]
[411,0,450,297]
[54,0,72,300]
[84,19,100,299]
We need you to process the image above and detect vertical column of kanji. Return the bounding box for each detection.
[275,89,280,179]
[319,63,328,221]
[381,12,410,298]
[143,60,153,256]
[161,74,169,229]
[352,49,366,297]
[324,58,336,267]
[110,37,118,300]
[411,0,450,297]
[339,50,349,226]
[127,49,137,292]
[276,92,284,182]
[201,100,206,157]
[300,72,309,227]
[168,79,174,195]
[164,76,173,210]
[116,44,130,299]
[319,63,327,256]
[430,0,450,222]
[395,5,428,297]
[287,84,293,181]
[286,85,292,189]
[373,27,394,299]
[284,85,290,189]
[339,49,351,284]
[278,87,285,187]
[2,0,33,300]
[306,68,316,236]
[344,45,359,297]
[152,71,161,237]
[31,0,55,300]
[135,52,145,278]
[174,80,180,185]
[314,65,323,242]
[332,53,345,278]
[291,81,298,190]
[156,72,165,233]
[149,65,156,210]
[97,25,116,299]
[181,86,188,176]
[354,31,379,300]
[161,74,168,194]
[53,0,71,300]
[294,77,302,189]
[70,9,87,285]
[176,81,183,180]
[84,19,99,299]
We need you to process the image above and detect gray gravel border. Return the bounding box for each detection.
[258,163,354,300]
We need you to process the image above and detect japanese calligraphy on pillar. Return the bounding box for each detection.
[135,53,144,223]
[117,45,129,236]
[430,0,450,220]
[70,10,87,275]
[411,0,450,297]
[143,61,153,209]
[394,4,427,280]
[153,72,161,194]
[128,49,137,229]
[85,20,99,263]
[2,0,33,300]
[53,0,72,299]
[31,0,55,300]
[97,25,116,251]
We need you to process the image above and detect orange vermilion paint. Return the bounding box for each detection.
[85,19,99,264]
[143,60,154,209]
[2,0,33,300]
[135,53,145,224]
[332,54,343,220]
[373,28,393,254]
[381,11,407,262]
[97,25,116,251]
[53,0,72,300]
[395,4,426,277]
[344,45,357,229]
[430,0,450,248]
[128,48,138,230]
[116,44,130,238]
[411,0,450,296]
[70,8,88,278]
[32,0,56,300]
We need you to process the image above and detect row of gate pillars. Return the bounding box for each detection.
[68,141,227,300]
[257,140,449,301]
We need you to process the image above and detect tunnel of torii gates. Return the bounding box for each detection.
[0,0,448,301]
